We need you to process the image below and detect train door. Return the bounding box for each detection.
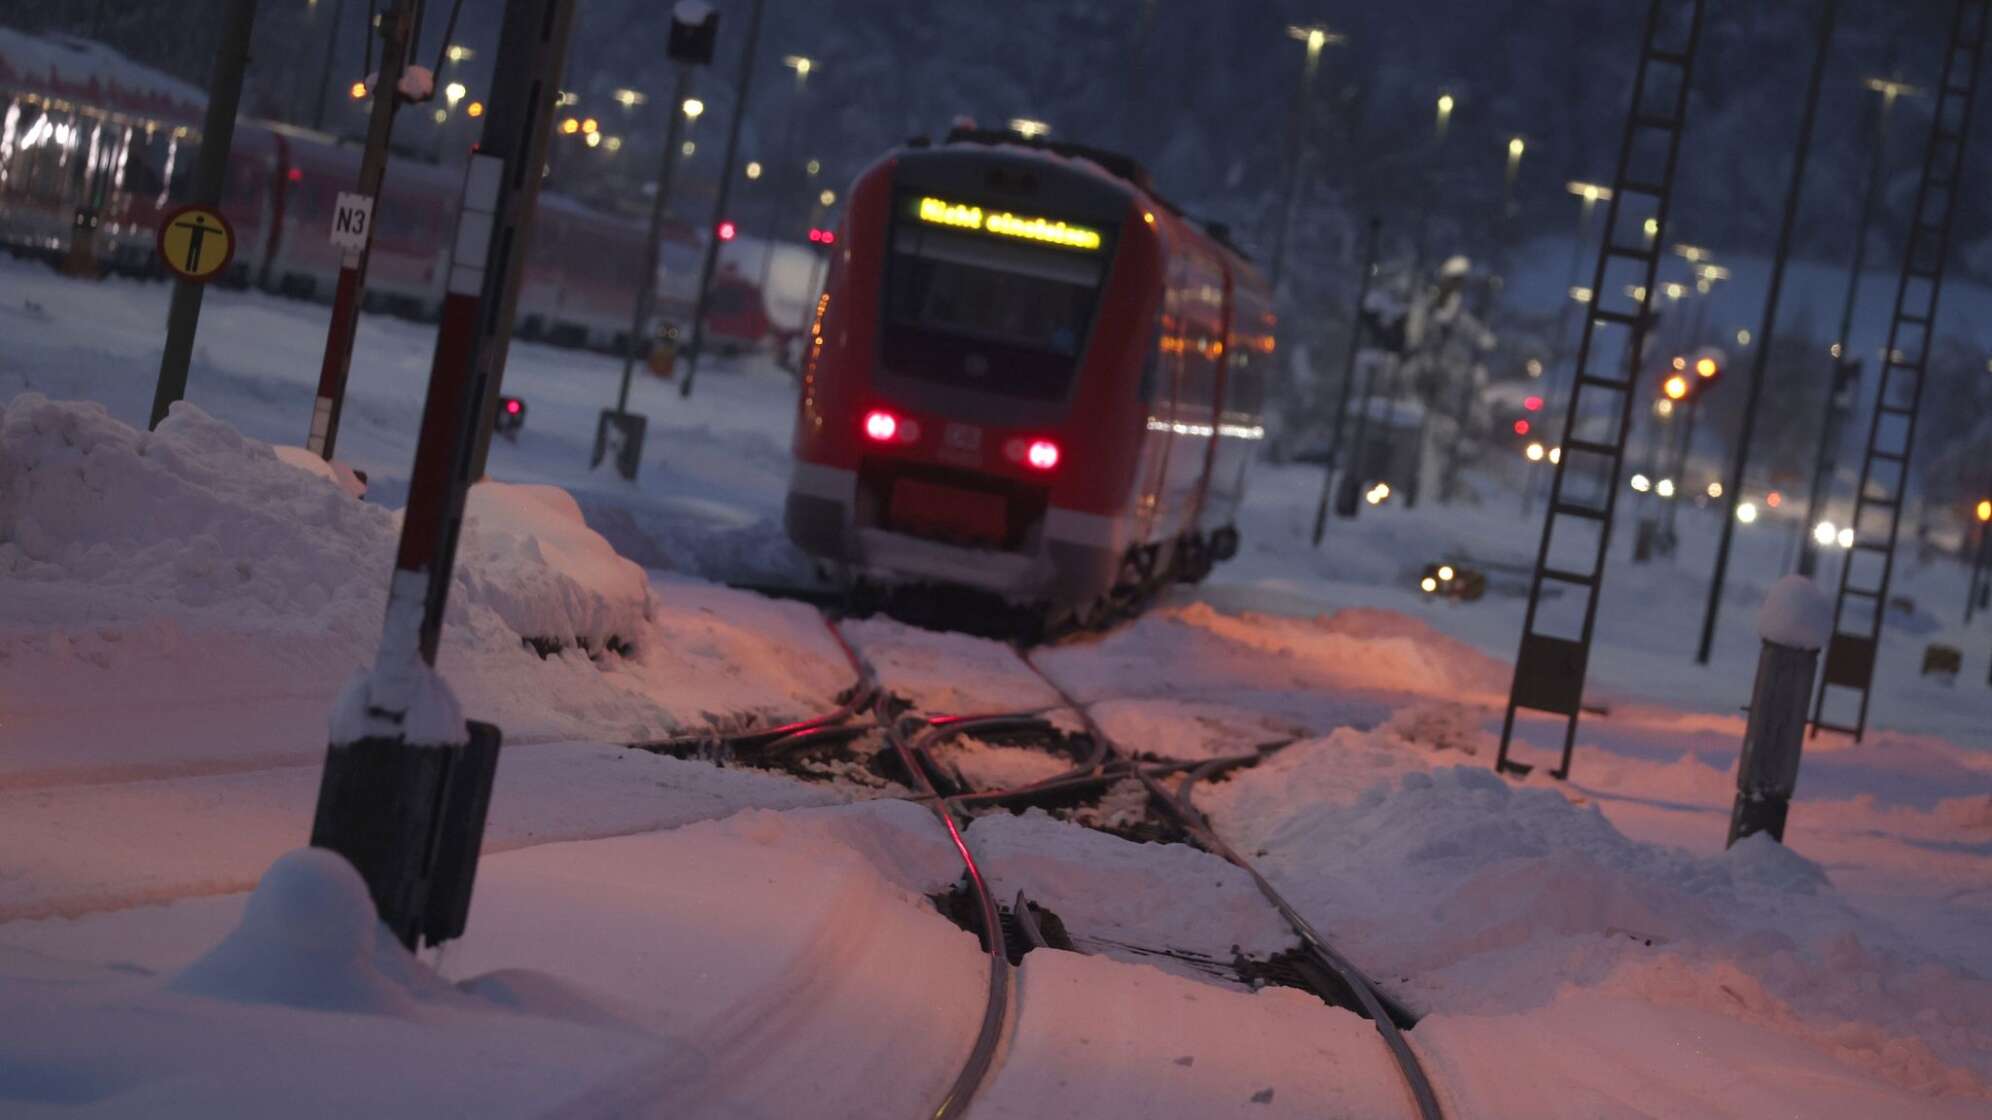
[1130,253,1188,547]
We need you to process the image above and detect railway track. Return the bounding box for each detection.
[624,612,1445,1120]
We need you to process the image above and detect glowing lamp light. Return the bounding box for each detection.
[1365,482,1392,506]
[560,118,580,135]
[819,189,837,207]
[349,80,368,100]
[1766,491,1783,509]
[1514,419,1531,436]
[444,81,466,106]
[1707,481,1723,499]
[1813,520,1838,546]
[585,131,602,148]
[1548,447,1561,465]
[1438,565,1455,582]
[466,101,484,118]
[1025,439,1060,471]
[1696,356,1718,378]
[581,117,599,135]
[1630,474,1652,493]
[1837,527,1855,549]
[1977,499,1991,523]
[1523,395,1543,412]
[1736,501,1759,524]
[682,98,705,120]
[745,161,763,180]
[717,220,737,241]
[1525,442,1545,462]
[1663,374,1689,401]
[1421,576,1439,593]
[863,410,899,442]
[1656,478,1676,499]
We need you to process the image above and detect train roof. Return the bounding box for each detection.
[0,28,203,120]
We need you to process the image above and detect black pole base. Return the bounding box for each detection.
[1726,792,1789,848]
[309,721,502,949]
[592,409,648,480]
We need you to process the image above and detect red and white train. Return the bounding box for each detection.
[786,130,1275,624]
[0,31,777,353]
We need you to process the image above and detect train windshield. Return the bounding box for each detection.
[883,197,1111,401]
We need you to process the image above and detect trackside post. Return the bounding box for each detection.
[598,2,720,479]
[149,0,257,429]
[306,0,420,461]
[1728,577,1828,847]
[309,0,577,949]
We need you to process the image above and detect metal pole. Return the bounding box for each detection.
[311,0,349,132]
[464,0,580,479]
[1661,391,1700,545]
[1268,38,1325,289]
[616,65,695,416]
[149,0,257,429]
[1968,522,1988,623]
[1697,0,1839,664]
[756,63,808,302]
[679,0,766,400]
[1798,89,1895,576]
[306,0,416,461]
[1313,217,1380,546]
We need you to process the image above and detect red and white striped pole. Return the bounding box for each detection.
[307,0,416,461]
[310,0,576,950]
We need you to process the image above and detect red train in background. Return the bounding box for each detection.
[0,31,776,354]
[786,129,1275,626]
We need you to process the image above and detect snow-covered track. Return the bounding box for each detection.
[1018,654,1447,1120]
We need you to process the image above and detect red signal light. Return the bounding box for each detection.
[807,229,821,242]
[506,399,522,415]
[1523,395,1543,412]
[717,220,737,241]
[1025,438,1060,471]
[822,230,835,244]
[287,167,303,183]
[1513,419,1531,436]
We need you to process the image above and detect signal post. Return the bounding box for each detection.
[310,0,577,949]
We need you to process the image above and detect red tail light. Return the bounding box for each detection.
[1025,439,1060,471]
[863,410,897,441]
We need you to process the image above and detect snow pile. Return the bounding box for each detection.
[844,616,1062,712]
[1759,574,1833,650]
[271,444,366,498]
[0,394,394,628]
[169,848,418,1015]
[966,809,1293,958]
[455,482,654,652]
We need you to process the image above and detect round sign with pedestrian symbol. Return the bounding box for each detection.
[155,204,236,283]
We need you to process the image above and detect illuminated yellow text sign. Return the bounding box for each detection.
[915,196,1102,251]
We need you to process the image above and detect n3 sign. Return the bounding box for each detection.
[330,192,376,253]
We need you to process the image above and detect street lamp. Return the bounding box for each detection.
[611,88,646,109]
[745,160,762,179]
[1269,23,1345,287]
[1436,91,1455,141]
[445,44,474,63]
[444,81,466,108]
[1008,118,1051,139]
[682,97,704,120]
[783,54,814,79]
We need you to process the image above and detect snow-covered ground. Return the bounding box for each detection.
[2,258,1988,1117]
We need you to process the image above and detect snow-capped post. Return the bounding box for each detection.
[310,0,578,950]
[149,0,257,429]
[597,0,719,479]
[1312,216,1381,547]
[306,0,422,462]
[1728,576,1831,848]
[678,0,766,401]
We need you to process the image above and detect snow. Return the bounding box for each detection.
[167,848,414,1014]
[1759,573,1833,650]
[2,253,1988,1116]
[965,809,1294,959]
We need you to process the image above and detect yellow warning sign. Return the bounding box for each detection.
[155,205,236,283]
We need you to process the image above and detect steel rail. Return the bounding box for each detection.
[1019,655,1446,1120]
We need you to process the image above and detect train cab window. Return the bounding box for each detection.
[882,198,1110,402]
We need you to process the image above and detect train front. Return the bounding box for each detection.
[785,142,1156,615]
